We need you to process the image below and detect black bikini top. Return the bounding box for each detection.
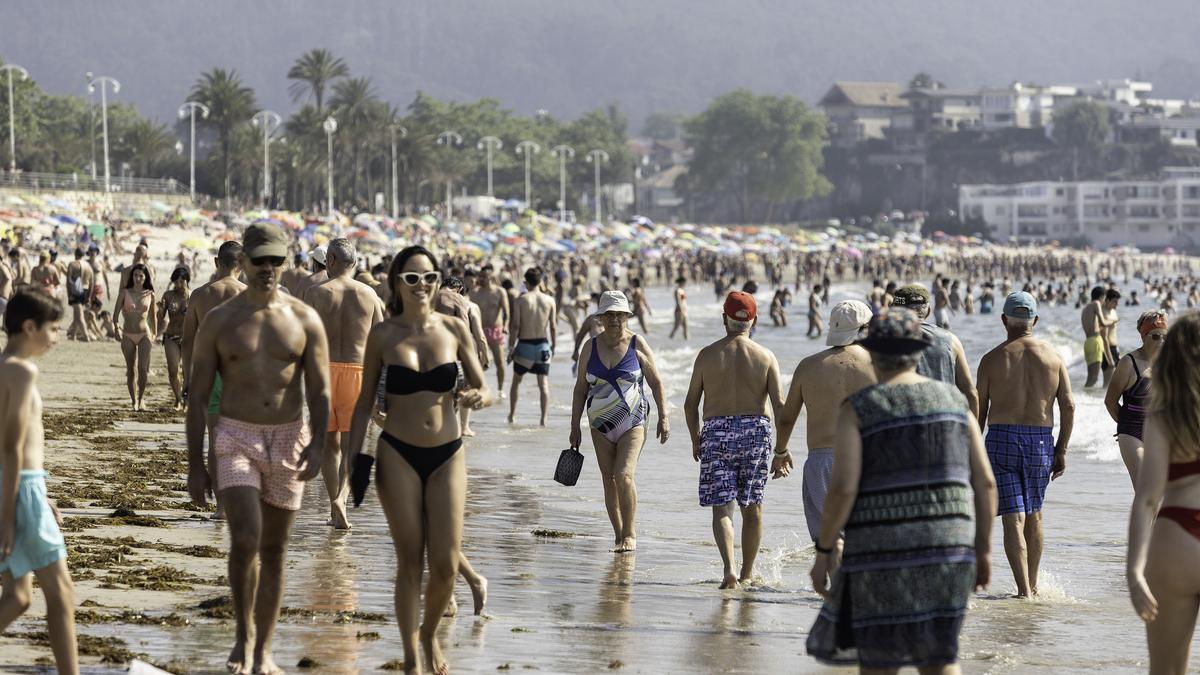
[386,362,457,395]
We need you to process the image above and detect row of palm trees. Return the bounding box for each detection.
[185,48,632,213]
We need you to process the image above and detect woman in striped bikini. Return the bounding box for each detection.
[569,291,670,553]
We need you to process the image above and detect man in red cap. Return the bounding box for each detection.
[683,291,784,588]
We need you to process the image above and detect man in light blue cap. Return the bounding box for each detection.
[976,290,1075,598]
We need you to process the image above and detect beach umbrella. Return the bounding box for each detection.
[54,214,79,225]
[87,223,106,240]
[181,238,208,250]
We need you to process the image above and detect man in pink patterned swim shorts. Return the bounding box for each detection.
[186,221,331,675]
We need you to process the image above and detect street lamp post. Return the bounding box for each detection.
[250,110,282,205]
[323,117,337,217]
[585,149,609,224]
[515,140,540,211]
[551,144,575,223]
[1,64,29,172]
[85,72,96,180]
[435,130,463,224]
[389,124,407,219]
[477,135,502,198]
[177,102,209,202]
[88,75,120,192]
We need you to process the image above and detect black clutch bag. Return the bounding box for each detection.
[350,454,375,507]
[554,447,585,486]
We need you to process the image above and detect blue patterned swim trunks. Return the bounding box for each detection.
[986,424,1054,516]
[698,415,773,507]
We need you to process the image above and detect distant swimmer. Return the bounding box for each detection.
[186,222,331,675]
[302,238,384,530]
[569,291,670,553]
[669,276,689,340]
[977,291,1074,598]
[1105,311,1166,485]
[508,267,557,426]
[683,291,784,588]
[0,290,79,675]
[775,300,875,544]
[1081,286,1114,388]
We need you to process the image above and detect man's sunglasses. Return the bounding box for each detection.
[249,256,286,268]
[399,271,441,286]
[1150,333,1166,342]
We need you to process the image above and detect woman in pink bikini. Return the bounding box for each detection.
[118,263,156,410]
[1128,312,1200,673]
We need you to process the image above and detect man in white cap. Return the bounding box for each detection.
[294,245,328,299]
[775,300,876,544]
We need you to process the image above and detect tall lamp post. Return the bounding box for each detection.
[389,124,407,219]
[88,75,120,192]
[86,72,96,180]
[178,101,209,202]
[477,135,502,198]
[515,140,540,211]
[585,149,609,224]
[551,144,575,223]
[1,64,29,171]
[250,110,282,204]
[323,117,337,217]
[435,130,463,224]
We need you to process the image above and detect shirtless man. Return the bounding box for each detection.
[806,284,824,338]
[302,238,383,530]
[933,277,952,330]
[447,276,490,437]
[628,277,651,333]
[470,264,510,394]
[182,241,246,517]
[668,276,689,340]
[1102,288,1122,386]
[30,252,60,299]
[0,290,78,675]
[65,249,95,341]
[1080,286,1112,388]
[977,291,1075,598]
[6,248,29,287]
[280,252,309,295]
[293,245,328,298]
[508,267,557,425]
[186,221,330,675]
[775,300,875,543]
[0,250,14,319]
[683,291,784,588]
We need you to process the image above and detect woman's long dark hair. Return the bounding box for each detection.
[125,263,154,292]
[386,245,439,316]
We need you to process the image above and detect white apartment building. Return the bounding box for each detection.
[981,83,1079,130]
[958,168,1200,249]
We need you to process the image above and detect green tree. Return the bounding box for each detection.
[909,72,939,90]
[685,89,830,222]
[1052,100,1111,178]
[641,112,684,140]
[287,48,349,114]
[329,76,381,207]
[189,68,257,198]
[117,118,175,177]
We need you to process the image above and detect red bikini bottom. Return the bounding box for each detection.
[1158,507,1200,539]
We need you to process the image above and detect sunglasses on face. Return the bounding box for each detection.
[399,271,441,286]
[249,256,286,268]
[1150,333,1166,342]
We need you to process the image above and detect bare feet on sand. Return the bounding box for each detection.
[227,641,251,674]
[718,573,739,589]
[420,624,449,675]
[471,576,488,615]
[328,501,352,530]
[462,427,476,437]
[613,537,637,553]
[251,652,284,675]
[444,595,459,617]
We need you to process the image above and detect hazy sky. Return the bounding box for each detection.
[5,0,1200,128]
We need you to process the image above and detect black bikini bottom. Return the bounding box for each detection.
[380,431,463,484]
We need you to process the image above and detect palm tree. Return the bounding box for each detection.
[329,77,380,205]
[121,119,174,177]
[287,49,349,114]
[189,68,257,198]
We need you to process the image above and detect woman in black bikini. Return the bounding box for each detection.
[157,267,190,410]
[1128,312,1200,674]
[119,263,156,411]
[347,246,491,675]
[1105,310,1167,484]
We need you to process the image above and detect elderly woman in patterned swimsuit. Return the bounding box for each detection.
[569,290,670,553]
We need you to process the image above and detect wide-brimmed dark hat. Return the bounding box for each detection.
[857,306,931,355]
